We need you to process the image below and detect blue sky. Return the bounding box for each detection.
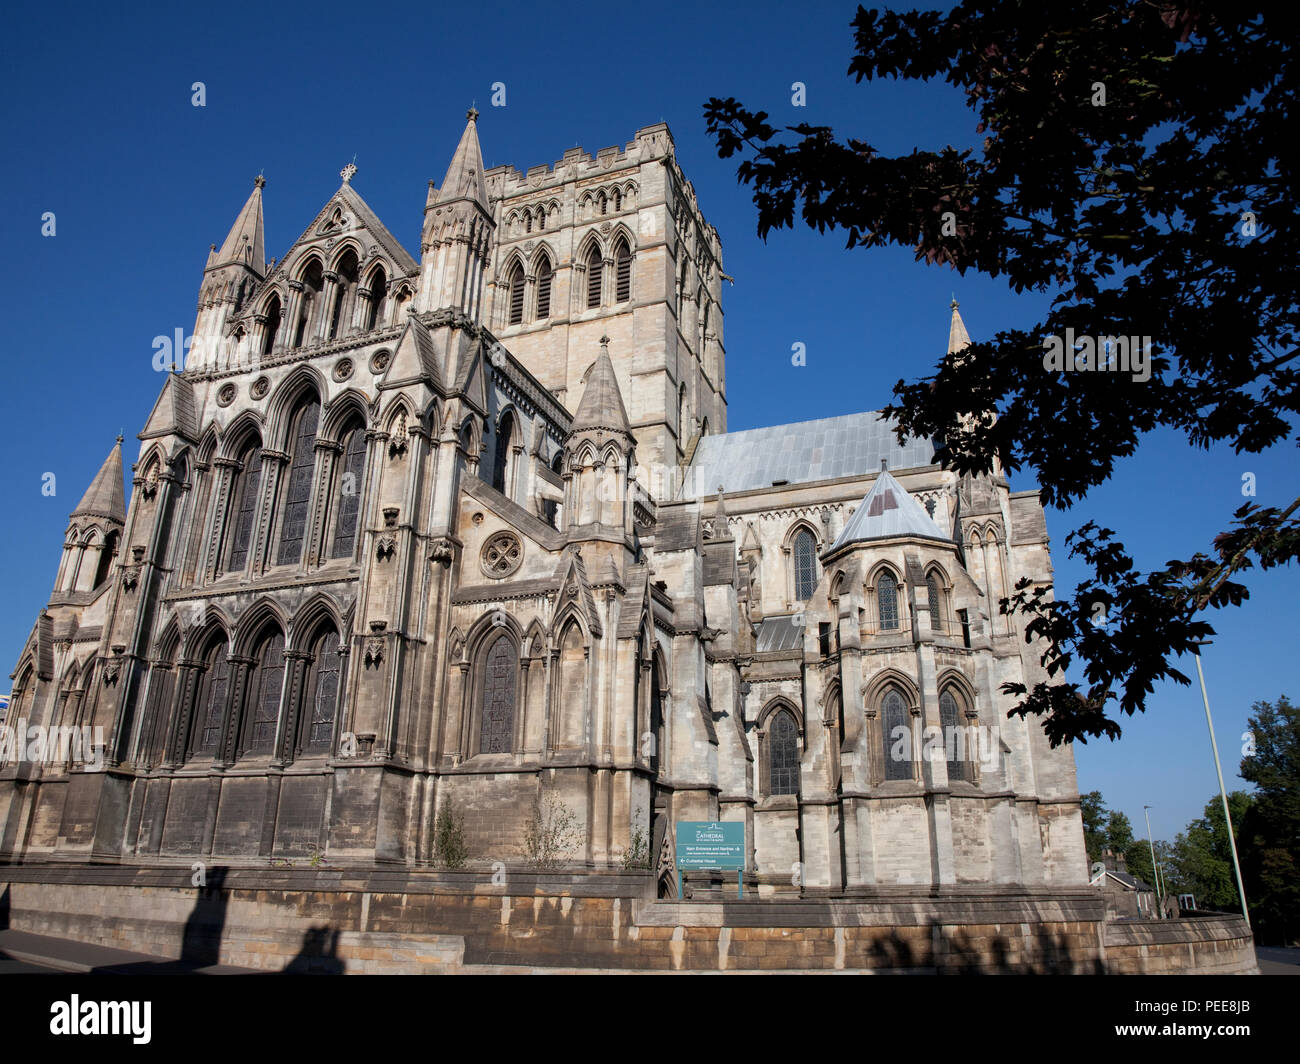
[0,0,1294,842]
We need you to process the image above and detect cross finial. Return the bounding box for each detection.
[340,161,358,184]
[116,431,124,444]
[599,334,610,351]
[467,104,479,122]
[254,173,265,190]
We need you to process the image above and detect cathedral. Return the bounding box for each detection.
[0,111,1088,896]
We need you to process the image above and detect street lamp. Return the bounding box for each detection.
[1192,641,1251,928]
[1143,805,1162,918]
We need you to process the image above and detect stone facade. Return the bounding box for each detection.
[1,111,1087,901]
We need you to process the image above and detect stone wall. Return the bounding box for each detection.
[0,865,1256,974]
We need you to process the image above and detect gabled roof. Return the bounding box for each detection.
[380,315,442,391]
[71,439,126,524]
[139,374,198,442]
[682,410,937,499]
[829,470,948,552]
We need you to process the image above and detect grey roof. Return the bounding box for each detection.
[829,470,949,551]
[682,411,937,499]
[755,615,803,653]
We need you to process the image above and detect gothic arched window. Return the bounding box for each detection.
[277,398,320,565]
[535,254,553,320]
[479,634,517,754]
[295,259,324,347]
[508,260,526,326]
[364,266,387,331]
[927,573,943,632]
[878,570,900,631]
[195,636,230,758]
[792,528,817,602]
[262,295,281,355]
[301,627,341,753]
[226,443,262,572]
[614,238,632,303]
[940,689,966,782]
[769,708,800,796]
[882,686,912,781]
[329,250,359,340]
[585,243,602,309]
[331,423,366,560]
[243,629,285,755]
[492,411,514,494]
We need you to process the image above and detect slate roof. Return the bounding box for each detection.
[681,411,937,499]
[829,470,949,551]
[755,615,803,653]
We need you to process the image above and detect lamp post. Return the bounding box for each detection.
[1193,643,1251,928]
[1143,805,1161,918]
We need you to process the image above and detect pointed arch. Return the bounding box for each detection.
[613,234,632,303]
[190,622,232,760]
[533,246,554,320]
[865,561,904,632]
[785,521,821,603]
[504,252,527,327]
[231,598,290,658]
[582,237,603,309]
[472,624,520,755]
[363,263,388,331]
[265,366,325,452]
[492,408,517,494]
[320,388,371,444]
[215,408,265,462]
[274,389,322,566]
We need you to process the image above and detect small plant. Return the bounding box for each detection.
[522,790,582,870]
[432,799,469,869]
[307,845,327,868]
[620,819,652,870]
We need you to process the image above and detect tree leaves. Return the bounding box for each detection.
[704,2,1299,742]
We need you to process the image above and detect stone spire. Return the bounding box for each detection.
[563,338,635,533]
[436,107,489,211]
[570,337,632,436]
[948,298,971,357]
[417,110,495,318]
[70,437,126,524]
[207,176,266,276]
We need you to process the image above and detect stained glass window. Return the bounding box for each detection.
[479,636,516,754]
[793,529,817,601]
[277,400,320,565]
[331,427,366,559]
[878,571,900,630]
[305,630,341,750]
[883,687,911,781]
[770,708,800,795]
[227,445,262,571]
[246,632,284,753]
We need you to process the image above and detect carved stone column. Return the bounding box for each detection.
[276,649,313,764]
[217,655,256,767]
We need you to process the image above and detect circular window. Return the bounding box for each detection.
[369,349,391,374]
[216,383,238,407]
[481,531,523,578]
[333,358,354,382]
[250,376,270,400]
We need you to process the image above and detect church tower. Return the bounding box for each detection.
[417,108,494,321]
[192,177,266,371]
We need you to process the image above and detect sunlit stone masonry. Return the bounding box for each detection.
[1,111,1087,897]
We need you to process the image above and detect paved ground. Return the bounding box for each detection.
[0,929,256,974]
[1255,947,1300,975]
[1,927,1295,976]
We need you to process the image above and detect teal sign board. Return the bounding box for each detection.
[675,821,746,898]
